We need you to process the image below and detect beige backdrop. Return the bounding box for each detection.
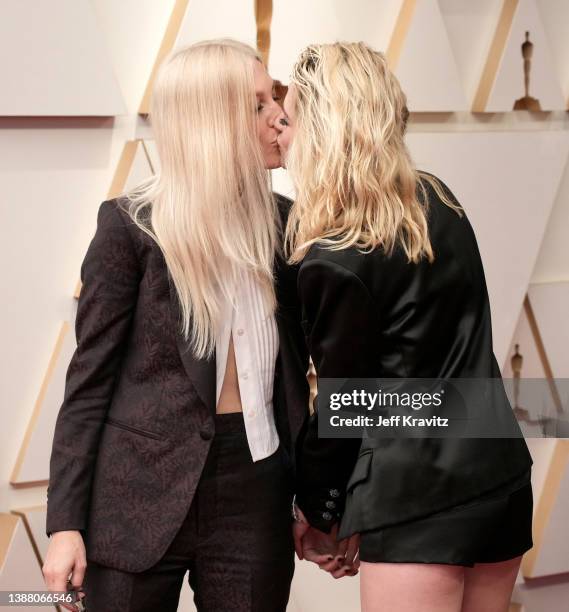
[1,2,568,611]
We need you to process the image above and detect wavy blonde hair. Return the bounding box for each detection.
[124,39,277,359]
[285,42,462,264]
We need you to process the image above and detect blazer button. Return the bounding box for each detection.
[200,428,213,441]
[325,500,336,510]
[329,488,340,498]
[322,511,333,521]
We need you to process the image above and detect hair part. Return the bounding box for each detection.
[285,42,462,265]
[124,39,278,359]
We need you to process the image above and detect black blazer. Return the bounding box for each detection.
[46,194,309,572]
[295,174,532,534]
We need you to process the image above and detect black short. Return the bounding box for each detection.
[359,471,533,567]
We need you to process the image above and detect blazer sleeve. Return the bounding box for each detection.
[46,200,141,537]
[295,256,378,533]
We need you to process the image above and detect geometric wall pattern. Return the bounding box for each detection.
[10,323,76,487]
[109,139,155,196]
[531,154,569,284]
[270,0,469,111]
[504,282,569,611]
[90,0,178,114]
[537,0,569,104]
[10,507,52,564]
[395,0,468,111]
[176,0,257,49]
[8,137,159,490]
[525,284,569,381]
[514,579,569,612]
[8,139,155,487]
[505,284,569,607]
[523,441,569,578]
[406,130,569,368]
[482,0,564,112]
[2,1,569,610]
[504,302,559,440]
[0,0,126,116]
[441,0,505,106]
[4,1,568,116]
[269,0,401,85]
[0,514,52,612]
[503,277,569,612]
[503,282,569,437]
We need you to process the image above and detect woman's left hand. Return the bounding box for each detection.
[328,533,360,579]
[292,505,360,578]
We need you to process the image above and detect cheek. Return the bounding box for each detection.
[278,130,290,152]
[259,130,281,169]
[257,119,273,148]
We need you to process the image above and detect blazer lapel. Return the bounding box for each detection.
[169,280,216,414]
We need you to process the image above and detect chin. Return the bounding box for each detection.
[265,155,283,170]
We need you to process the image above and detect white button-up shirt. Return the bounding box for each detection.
[215,270,280,461]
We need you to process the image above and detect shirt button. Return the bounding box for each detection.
[325,500,336,509]
[242,371,249,380]
[247,410,256,419]
[237,329,244,336]
[322,512,333,521]
[329,489,340,498]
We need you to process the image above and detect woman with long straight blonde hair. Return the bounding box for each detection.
[43,39,309,611]
[277,42,533,612]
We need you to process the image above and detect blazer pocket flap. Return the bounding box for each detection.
[104,416,162,440]
[346,450,373,491]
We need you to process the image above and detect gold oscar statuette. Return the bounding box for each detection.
[513,31,542,111]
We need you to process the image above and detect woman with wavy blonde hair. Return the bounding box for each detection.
[43,39,309,611]
[277,42,533,612]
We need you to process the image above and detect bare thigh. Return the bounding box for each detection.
[360,561,465,612]
[461,556,522,612]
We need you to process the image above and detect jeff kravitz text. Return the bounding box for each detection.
[329,414,449,427]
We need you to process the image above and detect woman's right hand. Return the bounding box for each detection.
[42,530,86,607]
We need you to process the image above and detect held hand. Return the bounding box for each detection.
[292,506,360,577]
[293,505,336,564]
[312,530,360,578]
[329,533,360,579]
[302,523,343,567]
[42,530,86,611]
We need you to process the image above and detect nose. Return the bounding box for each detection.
[266,100,282,128]
[274,110,285,133]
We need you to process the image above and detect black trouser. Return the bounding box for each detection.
[83,413,295,611]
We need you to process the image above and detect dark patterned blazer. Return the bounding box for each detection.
[46,194,309,573]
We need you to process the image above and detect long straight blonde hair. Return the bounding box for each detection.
[285,42,461,264]
[125,40,277,359]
